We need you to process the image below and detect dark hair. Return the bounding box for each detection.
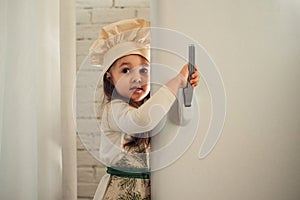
[102,59,150,152]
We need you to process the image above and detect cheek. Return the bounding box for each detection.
[142,73,150,82]
[113,75,127,86]
[113,76,129,91]
[144,84,150,93]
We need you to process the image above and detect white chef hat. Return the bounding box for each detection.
[89,18,150,73]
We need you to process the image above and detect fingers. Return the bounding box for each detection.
[189,66,200,88]
[179,64,200,88]
[190,80,198,87]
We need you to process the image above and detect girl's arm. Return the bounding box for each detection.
[106,86,176,135]
[105,65,200,135]
[166,64,199,125]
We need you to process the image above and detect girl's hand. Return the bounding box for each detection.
[179,64,200,88]
[166,64,200,95]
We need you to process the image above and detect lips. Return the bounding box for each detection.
[129,86,143,93]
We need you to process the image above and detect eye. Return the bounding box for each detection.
[139,68,148,74]
[122,68,130,73]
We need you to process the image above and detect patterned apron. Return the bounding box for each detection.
[102,136,151,200]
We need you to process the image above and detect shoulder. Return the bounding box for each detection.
[104,99,128,108]
[103,99,133,114]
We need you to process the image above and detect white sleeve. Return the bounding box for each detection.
[106,86,176,135]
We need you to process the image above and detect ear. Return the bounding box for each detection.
[105,72,111,79]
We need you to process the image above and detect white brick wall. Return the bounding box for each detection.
[115,0,150,7]
[76,0,150,199]
[77,0,112,8]
[76,0,150,70]
[92,8,136,23]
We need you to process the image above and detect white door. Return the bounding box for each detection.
[151,1,300,199]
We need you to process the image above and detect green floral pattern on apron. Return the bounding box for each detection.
[103,176,150,200]
[103,134,151,200]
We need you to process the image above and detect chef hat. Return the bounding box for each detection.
[89,18,150,72]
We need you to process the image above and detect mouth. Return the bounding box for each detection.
[129,86,144,93]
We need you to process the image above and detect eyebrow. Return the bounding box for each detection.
[118,62,150,68]
[118,62,132,68]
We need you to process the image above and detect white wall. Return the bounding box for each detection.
[151,0,300,200]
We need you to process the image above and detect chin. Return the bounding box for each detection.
[130,93,148,102]
[131,97,145,102]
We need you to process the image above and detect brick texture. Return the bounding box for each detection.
[76,0,150,199]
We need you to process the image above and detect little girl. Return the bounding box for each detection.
[89,18,199,200]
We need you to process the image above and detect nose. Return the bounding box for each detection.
[131,70,142,83]
[132,77,142,83]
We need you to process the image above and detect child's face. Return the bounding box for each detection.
[109,54,150,102]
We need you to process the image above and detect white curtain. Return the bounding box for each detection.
[0,0,76,199]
